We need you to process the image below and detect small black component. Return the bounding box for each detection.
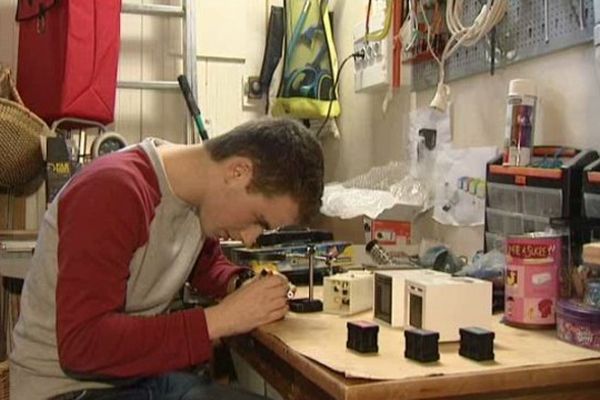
[231,248,287,262]
[404,328,439,362]
[255,228,333,247]
[288,298,323,313]
[459,327,495,361]
[234,269,256,289]
[418,128,437,150]
[346,321,379,353]
[365,239,378,252]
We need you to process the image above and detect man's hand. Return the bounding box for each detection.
[205,274,289,340]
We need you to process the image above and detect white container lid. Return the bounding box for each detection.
[508,79,536,97]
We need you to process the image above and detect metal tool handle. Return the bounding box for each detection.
[177,75,209,142]
[307,245,315,301]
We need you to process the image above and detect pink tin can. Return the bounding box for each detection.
[504,233,561,328]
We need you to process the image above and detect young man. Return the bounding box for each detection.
[10,118,324,399]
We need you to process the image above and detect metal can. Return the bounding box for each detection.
[504,233,561,328]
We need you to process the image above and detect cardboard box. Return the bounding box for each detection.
[315,204,427,259]
[363,204,423,257]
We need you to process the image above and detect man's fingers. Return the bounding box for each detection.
[266,304,289,323]
[256,275,288,290]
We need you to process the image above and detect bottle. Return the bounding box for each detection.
[503,79,537,167]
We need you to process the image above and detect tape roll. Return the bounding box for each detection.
[91,132,127,159]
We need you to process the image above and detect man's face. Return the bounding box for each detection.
[199,157,300,246]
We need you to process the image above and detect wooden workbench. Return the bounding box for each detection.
[228,287,600,400]
[229,328,600,400]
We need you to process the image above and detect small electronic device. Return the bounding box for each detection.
[459,327,495,361]
[256,228,333,247]
[347,320,379,353]
[373,269,450,327]
[405,276,493,342]
[231,240,352,285]
[404,328,439,363]
[323,271,373,315]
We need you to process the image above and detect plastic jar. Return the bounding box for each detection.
[556,299,600,350]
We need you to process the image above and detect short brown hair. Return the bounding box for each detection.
[204,118,324,224]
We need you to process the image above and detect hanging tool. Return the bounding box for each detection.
[284,45,333,99]
[177,75,209,142]
[544,0,550,43]
[300,25,323,44]
[284,0,312,76]
[258,6,285,98]
[283,1,334,100]
[490,27,497,75]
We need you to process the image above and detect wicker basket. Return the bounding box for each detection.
[0,360,8,400]
[0,68,21,104]
[0,67,47,189]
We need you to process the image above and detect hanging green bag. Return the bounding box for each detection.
[272,0,340,120]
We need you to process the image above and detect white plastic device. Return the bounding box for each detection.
[373,269,450,327]
[405,275,492,342]
[323,270,373,315]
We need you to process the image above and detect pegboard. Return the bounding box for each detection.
[412,0,595,91]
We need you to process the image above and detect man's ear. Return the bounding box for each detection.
[225,156,253,186]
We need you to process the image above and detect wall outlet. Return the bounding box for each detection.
[353,2,392,92]
[242,76,263,108]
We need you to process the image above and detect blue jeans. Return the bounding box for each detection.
[54,372,264,400]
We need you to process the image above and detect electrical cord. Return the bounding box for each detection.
[366,0,394,42]
[315,50,365,138]
[401,0,424,53]
[366,0,373,44]
[420,0,508,111]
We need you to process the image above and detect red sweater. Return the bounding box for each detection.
[11,139,243,399]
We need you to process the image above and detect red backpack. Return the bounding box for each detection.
[15,0,121,127]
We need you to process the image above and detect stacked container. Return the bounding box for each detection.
[554,161,600,350]
[556,243,600,350]
[485,147,598,315]
[485,147,598,262]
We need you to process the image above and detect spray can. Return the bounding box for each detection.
[503,79,537,167]
[366,239,393,265]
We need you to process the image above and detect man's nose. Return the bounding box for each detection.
[240,226,263,247]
